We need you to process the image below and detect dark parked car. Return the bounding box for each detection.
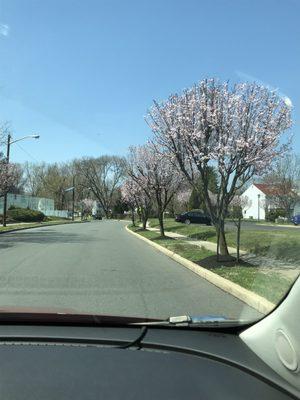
[92,212,103,220]
[175,211,211,225]
[291,214,300,225]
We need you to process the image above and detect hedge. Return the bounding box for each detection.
[7,207,45,222]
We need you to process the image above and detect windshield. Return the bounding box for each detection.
[0,0,299,325]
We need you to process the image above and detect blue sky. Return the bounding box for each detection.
[0,0,299,164]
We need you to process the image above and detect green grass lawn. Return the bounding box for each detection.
[211,229,300,263]
[130,225,214,262]
[149,218,300,263]
[212,266,294,304]
[130,224,296,304]
[148,218,216,240]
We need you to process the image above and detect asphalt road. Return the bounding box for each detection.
[0,221,260,320]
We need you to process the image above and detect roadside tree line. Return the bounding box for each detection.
[1,78,297,258]
[122,78,293,257]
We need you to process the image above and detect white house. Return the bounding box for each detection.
[241,183,269,220]
[241,183,300,220]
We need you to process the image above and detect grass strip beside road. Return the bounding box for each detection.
[212,266,293,304]
[134,226,214,262]
[149,218,300,263]
[129,225,294,304]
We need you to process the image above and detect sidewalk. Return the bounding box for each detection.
[5,222,34,226]
[259,223,300,229]
[145,226,246,255]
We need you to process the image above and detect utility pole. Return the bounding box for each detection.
[72,176,75,221]
[64,180,75,221]
[2,133,40,227]
[2,134,11,227]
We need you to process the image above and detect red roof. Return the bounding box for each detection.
[253,183,279,196]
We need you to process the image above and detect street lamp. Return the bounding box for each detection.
[2,133,40,227]
[64,176,75,221]
[257,194,261,221]
[9,134,40,146]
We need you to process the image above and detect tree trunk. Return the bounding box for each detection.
[218,222,229,257]
[158,211,165,237]
[131,208,135,226]
[142,217,147,230]
[137,209,141,222]
[169,201,175,218]
[140,205,149,229]
[216,226,220,261]
[236,218,241,262]
[102,207,109,219]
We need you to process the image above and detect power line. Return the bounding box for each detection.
[15,142,39,163]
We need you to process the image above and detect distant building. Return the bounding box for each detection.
[241,183,268,220]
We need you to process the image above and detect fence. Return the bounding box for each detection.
[43,209,69,218]
[0,193,69,218]
[0,193,54,212]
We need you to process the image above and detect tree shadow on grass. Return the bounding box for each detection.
[188,231,216,240]
[153,235,176,242]
[195,255,255,269]
[133,228,175,242]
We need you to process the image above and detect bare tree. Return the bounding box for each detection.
[23,162,46,196]
[75,156,126,218]
[262,153,300,218]
[23,162,73,208]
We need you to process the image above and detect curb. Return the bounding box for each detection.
[0,220,90,235]
[126,225,275,315]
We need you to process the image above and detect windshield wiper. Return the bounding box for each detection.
[130,315,249,328]
[0,309,163,325]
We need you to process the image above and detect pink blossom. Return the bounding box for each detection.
[81,198,94,213]
[0,160,18,196]
[145,78,292,253]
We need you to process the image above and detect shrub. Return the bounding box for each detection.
[8,207,45,222]
[265,209,286,222]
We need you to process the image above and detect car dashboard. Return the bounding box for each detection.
[0,324,298,399]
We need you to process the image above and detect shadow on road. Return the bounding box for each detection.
[0,229,102,249]
[0,242,14,250]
